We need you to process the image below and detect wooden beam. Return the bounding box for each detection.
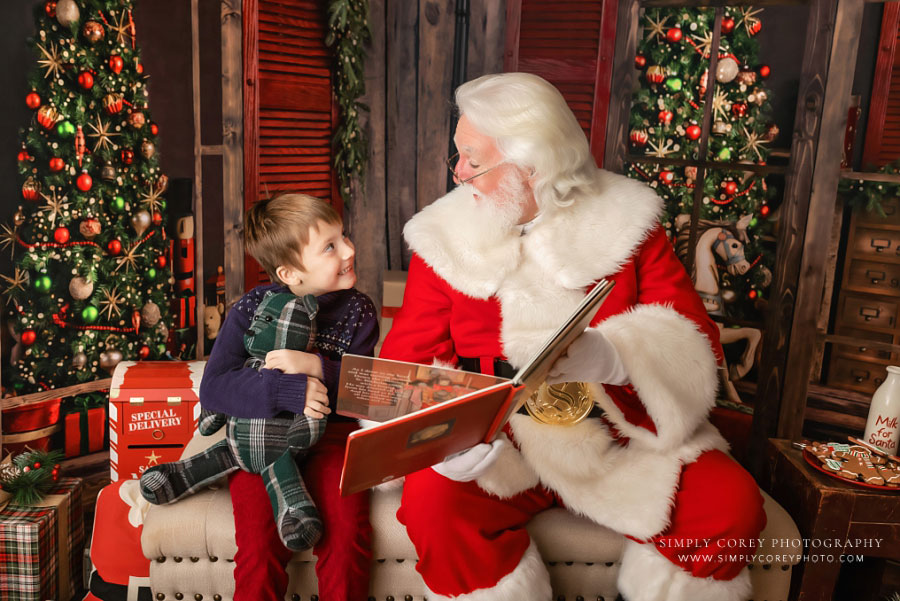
[841,170,900,184]
[191,0,205,358]
[242,0,260,287]
[824,333,900,355]
[467,0,505,79]
[642,0,809,6]
[777,0,865,441]
[386,0,418,269]
[625,154,790,175]
[200,145,225,155]
[221,0,245,310]
[749,0,859,476]
[602,0,640,174]
[416,0,456,211]
[1,378,112,411]
[503,0,521,71]
[349,0,387,307]
[590,0,619,168]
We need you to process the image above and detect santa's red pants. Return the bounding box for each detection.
[397,448,766,597]
[231,421,372,601]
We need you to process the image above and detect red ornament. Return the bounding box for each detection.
[138,345,151,359]
[44,0,57,17]
[109,55,124,74]
[25,92,41,110]
[76,172,93,192]
[732,103,748,117]
[54,227,70,244]
[658,110,674,125]
[104,94,124,115]
[33,462,41,469]
[77,71,94,90]
[759,65,771,78]
[748,289,758,300]
[107,239,122,255]
[721,17,735,34]
[17,149,31,162]
[685,124,702,140]
[36,105,60,129]
[150,122,159,136]
[152,212,163,226]
[157,255,167,268]
[21,329,36,346]
[666,28,683,43]
[722,181,738,196]
[49,157,65,172]
[22,178,40,201]
[659,171,675,185]
[630,129,649,147]
[635,54,647,69]
[136,62,144,75]
[121,149,134,165]
[760,204,771,217]
[748,20,761,36]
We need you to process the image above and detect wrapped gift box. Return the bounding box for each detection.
[63,396,107,458]
[1,398,63,457]
[0,477,84,601]
[109,361,205,481]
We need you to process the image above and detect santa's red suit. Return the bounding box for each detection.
[379,171,766,601]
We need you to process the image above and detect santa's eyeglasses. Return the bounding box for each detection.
[446,152,503,184]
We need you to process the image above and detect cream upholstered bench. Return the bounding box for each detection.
[140,429,801,601]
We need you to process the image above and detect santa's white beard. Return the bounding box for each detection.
[467,171,531,231]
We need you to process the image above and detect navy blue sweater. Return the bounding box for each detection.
[199,284,379,422]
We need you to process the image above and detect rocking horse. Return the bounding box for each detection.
[674,214,762,404]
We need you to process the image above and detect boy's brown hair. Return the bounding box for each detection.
[244,193,342,284]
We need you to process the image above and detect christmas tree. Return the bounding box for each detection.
[3,0,173,394]
[626,6,777,322]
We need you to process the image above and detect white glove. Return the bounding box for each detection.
[547,328,629,386]
[431,439,507,482]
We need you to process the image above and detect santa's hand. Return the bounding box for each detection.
[547,329,629,386]
[431,439,507,482]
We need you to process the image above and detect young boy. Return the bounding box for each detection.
[199,193,378,601]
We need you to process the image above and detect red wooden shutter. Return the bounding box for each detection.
[243,0,339,291]
[504,0,617,167]
[862,3,900,167]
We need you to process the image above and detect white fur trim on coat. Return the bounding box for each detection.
[405,172,662,298]
[475,433,540,498]
[594,303,719,452]
[618,540,752,601]
[424,539,550,601]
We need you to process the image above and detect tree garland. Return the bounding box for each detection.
[838,160,900,217]
[326,0,371,204]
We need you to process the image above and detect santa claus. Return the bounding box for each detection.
[379,72,766,601]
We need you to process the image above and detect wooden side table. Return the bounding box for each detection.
[764,439,900,601]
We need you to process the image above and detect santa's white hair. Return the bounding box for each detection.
[455,72,600,211]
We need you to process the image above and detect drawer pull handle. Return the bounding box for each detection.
[860,307,880,321]
[859,346,868,352]
[871,238,891,252]
[892,279,899,288]
[866,270,886,284]
[885,204,897,217]
[852,369,870,383]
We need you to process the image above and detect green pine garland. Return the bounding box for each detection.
[326,0,371,204]
[838,160,900,216]
[0,449,64,506]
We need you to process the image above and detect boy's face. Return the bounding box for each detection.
[277,220,356,297]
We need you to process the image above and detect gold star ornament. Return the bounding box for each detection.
[37,42,64,80]
[87,115,120,153]
[99,286,126,320]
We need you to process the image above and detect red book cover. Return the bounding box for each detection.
[337,278,616,496]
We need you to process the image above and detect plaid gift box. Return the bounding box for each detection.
[0,476,84,601]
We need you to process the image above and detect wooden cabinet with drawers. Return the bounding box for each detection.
[828,199,900,394]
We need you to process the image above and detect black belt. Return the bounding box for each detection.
[458,356,606,419]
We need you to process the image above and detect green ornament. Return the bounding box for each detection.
[665,77,683,92]
[12,380,24,391]
[34,274,52,292]
[717,147,732,161]
[147,267,157,280]
[157,343,167,355]
[81,305,99,323]
[750,217,758,227]
[56,121,76,138]
[159,199,167,211]
[111,196,126,212]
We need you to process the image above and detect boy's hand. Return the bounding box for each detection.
[264,349,324,379]
[304,377,330,419]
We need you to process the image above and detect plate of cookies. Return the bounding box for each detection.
[802,438,900,491]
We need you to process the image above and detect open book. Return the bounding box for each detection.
[337,278,615,495]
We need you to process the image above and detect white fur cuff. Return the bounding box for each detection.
[476,433,540,498]
[594,304,718,451]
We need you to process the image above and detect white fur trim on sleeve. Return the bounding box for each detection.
[475,433,540,498]
[594,304,718,452]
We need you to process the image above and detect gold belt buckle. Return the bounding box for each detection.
[524,381,595,426]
